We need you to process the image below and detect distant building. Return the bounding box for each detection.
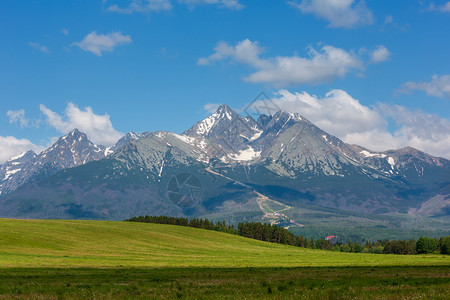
[325,235,339,244]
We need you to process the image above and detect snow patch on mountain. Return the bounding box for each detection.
[225,110,232,121]
[249,130,263,141]
[104,147,113,156]
[360,150,387,158]
[387,157,395,169]
[171,133,197,145]
[195,112,219,135]
[0,129,109,197]
[288,112,303,121]
[158,160,164,177]
[4,168,20,180]
[228,146,261,161]
[7,152,27,162]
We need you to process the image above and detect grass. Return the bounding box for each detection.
[1,266,449,299]
[1,218,449,268]
[1,218,449,298]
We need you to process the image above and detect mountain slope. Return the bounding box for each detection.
[0,151,37,196]
[184,104,262,160]
[1,219,448,268]
[1,105,449,225]
[110,131,151,152]
[0,129,108,196]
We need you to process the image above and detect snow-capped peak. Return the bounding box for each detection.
[0,129,109,197]
[275,111,307,122]
[216,104,234,120]
[7,152,28,162]
[184,104,242,137]
[195,112,220,135]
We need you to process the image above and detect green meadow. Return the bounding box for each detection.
[0,218,449,298]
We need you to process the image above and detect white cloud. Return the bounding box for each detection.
[198,39,363,87]
[29,42,49,53]
[267,89,383,137]
[259,89,450,159]
[374,104,450,159]
[198,39,266,66]
[289,0,374,29]
[7,110,29,128]
[370,45,390,63]
[0,136,44,164]
[106,0,173,13]
[399,74,450,98]
[105,0,243,13]
[71,31,132,56]
[40,103,123,146]
[442,2,450,12]
[204,103,221,113]
[428,2,450,13]
[62,28,69,36]
[178,0,244,10]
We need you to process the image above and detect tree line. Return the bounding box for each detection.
[125,215,238,234]
[125,215,450,255]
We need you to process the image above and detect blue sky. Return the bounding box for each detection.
[1,0,450,162]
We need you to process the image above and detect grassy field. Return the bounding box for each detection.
[0,218,449,298]
[1,266,449,299]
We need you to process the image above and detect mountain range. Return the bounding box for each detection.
[0,104,449,239]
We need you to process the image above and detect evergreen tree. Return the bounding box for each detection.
[439,236,450,255]
[416,236,437,254]
[309,237,315,249]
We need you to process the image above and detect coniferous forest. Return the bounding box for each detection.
[125,216,450,255]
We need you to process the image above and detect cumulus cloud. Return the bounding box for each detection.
[257,89,450,159]
[105,0,243,13]
[399,74,450,98]
[0,136,45,164]
[370,45,390,63]
[29,42,49,53]
[7,110,29,128]
[289,0,374,29]
[40,103,123,146]
[266,89,383,138]
[179,0,244,10]
[71,31,132,56]
[203,103,221,113]
[198,39,266,66]
[428,2,450,13]
[374,104,450,158]
[198,39,363,87]
[106,0,173,13]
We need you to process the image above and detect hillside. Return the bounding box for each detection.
[0,218,448,268]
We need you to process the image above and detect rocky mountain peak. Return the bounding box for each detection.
[1,104,449,222]
[5,150,37,164]
[0,129,109,197]
[215,103,234,116]
[0,151,38,192]
[60,128,88,143]
[184,104,255,137]
[110,131,151,152]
